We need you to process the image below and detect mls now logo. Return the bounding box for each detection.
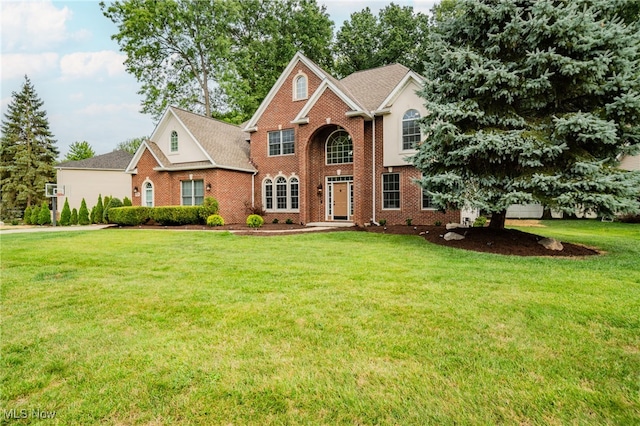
[4,409,56,420]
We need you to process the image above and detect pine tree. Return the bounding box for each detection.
[78,198,90,225]
[413,0,640,229]
[30,204,40,224]
[23,205,32,225]
[0,76,59,219]
[70,208,78,225]
[60,198,71,226]
[37,201,51,225]
[94,195,104,224]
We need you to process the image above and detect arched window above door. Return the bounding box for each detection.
[326,130,353,164]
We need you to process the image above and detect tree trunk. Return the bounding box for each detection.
[488,210,506,229]
[542,206,552,220]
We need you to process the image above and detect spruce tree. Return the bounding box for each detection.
[95,195,104,224]
[0,76,59,219]
[413,0,640,229]
[78,198,90,225]
[70,208,78,225]
[37,201,51,225]
[60,198,71,226]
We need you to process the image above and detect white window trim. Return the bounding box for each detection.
[325,129,354,165]
[267,129,296,157]
[170,130,179,154]
[382,173,401,210]
[293,71,308,101]
[180,179,204,206]
[262,174,300,213]
[400,109,421,153]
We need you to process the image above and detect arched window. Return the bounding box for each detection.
[144,181,154,207]
[276,177,287,209]
[326,130,353,164]
[290,177,299,210]
[264,178,273,210]
[294,74,307,100]
[402,109,421,150]
[170,131,178,152]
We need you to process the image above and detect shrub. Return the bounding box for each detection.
[123,196,132,206]
[23,206,32,225]
[246,214,264,228]
[198,197,219,221]
[104,197,123,223]
[473,216,488,227]
[405,218,413,226]
[245,201,266,216]
[378,219,387,226]
[435,220,442,226]
[38,201,51,225]
[60,198,71,226]
[78,199,91,225]
[207,214,225,227]
[70,208,78,225]
[151,206,201,225]
[108,207,151,226]
[272,218,279,224]
[30,204,40,224]
[90,205,97,224]
[285,218,294,224]
[10,219,19,226]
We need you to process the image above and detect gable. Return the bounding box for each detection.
[150,109,211,164]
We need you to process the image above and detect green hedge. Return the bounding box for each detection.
[108,207,151,226]
[150,206,202,225]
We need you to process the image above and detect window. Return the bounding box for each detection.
[268,129,295,156]
[263,176,300,211]
[170,131,178,152]
[422,190,436,209]
[181,179,204,205]
[326,130,353,164]
[144,182,154,207]
[402,109,421,150]
[294,75,307,100]
[264,179,273,210]
[383,173,400,209]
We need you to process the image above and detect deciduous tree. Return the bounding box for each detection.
[413,0,640,229]
[63,141,95,161]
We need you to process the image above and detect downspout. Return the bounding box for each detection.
[371,113,379,226]
[251,171,257,208]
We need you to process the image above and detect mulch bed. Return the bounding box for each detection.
[119,223,599,257]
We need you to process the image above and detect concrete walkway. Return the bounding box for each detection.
[0,224,112,235]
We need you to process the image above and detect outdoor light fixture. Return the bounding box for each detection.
[206,183,211,191]
[133,186,138,193]
[317,183,323,195]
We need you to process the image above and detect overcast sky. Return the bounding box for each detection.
[1,0,439,157]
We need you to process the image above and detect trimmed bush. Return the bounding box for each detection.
[38,201,51,225]
[104,197,123,223]
[94,195,104,224]
[206,214,225,227]
[285,218,294,224]
[473,216,488,227]
[246,214,264,228]
[30,204,40,224]
[78,199,91,225]
[198,197,219,221]
[60,198,71,226]
[23,206,32,225]
[70,208,78,225]
[123,196,132,206]
[108,207,151,226]
[150,206,201,225]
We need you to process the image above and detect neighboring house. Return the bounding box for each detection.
[56,150,133,211]
[620,154,639,171]
[125,107,256,224]
[244,52,458,225]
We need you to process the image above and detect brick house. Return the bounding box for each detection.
[127,52,460,225]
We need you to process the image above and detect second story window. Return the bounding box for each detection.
[402,109,421,150]
[326,130,353,164]
[294,74,307,100]
[170,130,178,152]
[268,129,295,156]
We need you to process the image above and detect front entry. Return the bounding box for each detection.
[327,176,353,221]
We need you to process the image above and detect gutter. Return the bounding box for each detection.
[372,112,377,225]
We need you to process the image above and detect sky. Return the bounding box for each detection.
[1,0,439,158]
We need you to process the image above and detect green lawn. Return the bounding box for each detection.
[1,221,639,425]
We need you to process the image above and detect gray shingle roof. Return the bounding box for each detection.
[170,107,255,172]
[340,63,412,111]
[56,150,133,170]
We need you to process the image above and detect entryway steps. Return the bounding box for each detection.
[306,222,355,228]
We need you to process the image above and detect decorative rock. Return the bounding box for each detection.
[538,237,563,251]
[446,223,461,230]
[444,231,465,241]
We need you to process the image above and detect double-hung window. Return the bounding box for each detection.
[268,129,295,156]
[181,179,204,205]
[402,109,421,150]
[382,173,400,209]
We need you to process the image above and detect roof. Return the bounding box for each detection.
[56,150,133,170]
[340,63,413,111]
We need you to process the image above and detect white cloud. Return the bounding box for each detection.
[1,1,74,51]
[77,102,139,116]
[60,51,126,79]
[69,92,85,101]
[1,53,59,80]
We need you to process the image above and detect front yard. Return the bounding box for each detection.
[1,221,639,424]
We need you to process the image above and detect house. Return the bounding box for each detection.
[127,52,460,226]
[56,150,133,211]
[125,107,256,224]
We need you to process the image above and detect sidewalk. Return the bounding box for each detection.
[0,224,112,234]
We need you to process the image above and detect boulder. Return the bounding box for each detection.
[446,223,461,230]
[538,237,563,251]
[444,232,465,241]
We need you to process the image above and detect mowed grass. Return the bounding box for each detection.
[1,221,639,425]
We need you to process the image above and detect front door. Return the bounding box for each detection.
[333,182,348,220]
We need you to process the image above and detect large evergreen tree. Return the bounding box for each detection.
[0,76,59,219]
[413,0,640,229]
